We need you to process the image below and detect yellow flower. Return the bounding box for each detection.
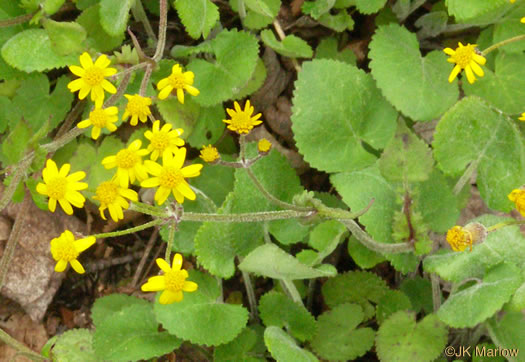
[77,104,118,140]
[36,159,88,215]
[50,230,96,274]
[141,148,203,205]
[122,94,152,126]
[102,140,149,188]
[519,113,525,122]
[157,64,200,103]
[510,0,516,3]
[258,138,272,153]
[141,253,198,304]
[93,179,138,222]
[144,120,185,161]
[223,100,262,134]
[446,223,487,252]
[508,188,525,216]
[199,145,219,163]
[443,42,486,84]
[67,52,117,103]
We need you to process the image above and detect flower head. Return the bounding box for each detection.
[141,253,198,304]
[223,100,262,134]
[144,120,185,161]
[122,94,152,126]
[50,230,96,274]
[67,52,117,103]
[141,148,203,205]
[446,223,487,252]
[508,188,525,216]
[258,138,272,153]
[519,113,525,122]
[157,64,200,103]
[102,140,149,188]
[443,42,486,84]
[77,104,118,140]
[93,179,138,222]
[199,145,219,163]
[36,160,88,215]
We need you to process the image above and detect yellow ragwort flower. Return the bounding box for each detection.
[67,52,117,103]
[223,100,262,134]
[510,0,516,3]
[446,223,487,252]
[93,179,138,222]
[157,64,200,103]
[50,230,96,274]
[508,188,525,216]
[37,160,88,215]
[102,139,149,188]
[141,253,198,304]
[258,138,272,153]
[122,94,152,126]
[443,42,486,84]
[199,145,220,163]
[519,113,525,122]
[77,104,118,140]
[144,120,185,161]
[141,148,203,205]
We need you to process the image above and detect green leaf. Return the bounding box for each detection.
[508,281,525,312]
[311,303,375,361]
[99,0,133,36]
[1,29,77,72]
[77,4,125,52]
[315,37,356,65]
[175,0,219,39]
[322,271,389,308]
[91,294,150,327]
[399,277,434,314]
[43,20,86,56]
[433,97,525,211]
[445,0,509,23]
[472,343,507,362]
[264,326,318,362]
[243,0,280,18]
[493,5,525,54]
[93,303,181,361]
[26,178,48,211]
[233,58,267,99]
[154,270,249,346]
[51,329,96,362]
[44,0,66,15]
[486,312,525,358]
[214,327,265,362]
[239,243,335,280]
[1,120,31,165]
[463,53,525,115]
[302,0,336,19]
[438,263,522,328]
[354,0,386,14]
[259,292,317,342]
[188,29,259,106]
[318,10,355,32]
[369,23,459,121]
[375,290,412,324]
[347,236,386,269]
[378,120,434,183]
[424,215,525,283]
[260,30,313,58]
[376,312,448,362]
[309,220,346,253]
[291,59,396,173]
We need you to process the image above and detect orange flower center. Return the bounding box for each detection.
[83,66,105,86]
[164,269,187,292]
[115,149,139,169]
[150,132,170,151]
[168,74,186,89]
[453,45,475,69]
[95,182,119,205]
[159,166,183,189]
[89,108,108,128]
[52,238,79,262]
[47,177,68,200]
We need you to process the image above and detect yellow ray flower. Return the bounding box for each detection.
[144,120,185,161]
[122,94,152,126]
[446,223,487,252]
[141,148,203,205]
[77,104,118,140]
[157,64,200,103]
[93,179,138,222]
[36,159,88,215]
[223,100,262,134]
[101,140,149,188]
[199,145,220,163]
[508,188,525,216]
[50,230,96,274]
[258,138,272,153]
[141,253,198,304]
[443,42,486,84]
[67,52,117,103]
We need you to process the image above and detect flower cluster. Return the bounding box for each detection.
[443,42,486,84]
[446,223,487,252]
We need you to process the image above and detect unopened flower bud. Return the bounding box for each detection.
[446,222,487,252]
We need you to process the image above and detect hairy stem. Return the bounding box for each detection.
[482,34,525,55]
[164,221,176,262]
[182,210,314,223]
[131,0,157,44]
[153,0,168,61]
[90,219,163,239]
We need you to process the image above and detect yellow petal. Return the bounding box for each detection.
[94,54,110,68]
[55,259,68,272]
[181,164,203,178]
[156,258,172,273]
[448,65,461,83]
[172,253,183,271]
[183,281,198,292]
[176,88,185,104]
[141,275,166,291]
[155,187,171,205]
[36,183,47,195]
[75,236,96,252]
[49,198,57,212]
[59,198,74,215]
[79,52,93,69]
[70,259,85,274]
[159,290,182,304]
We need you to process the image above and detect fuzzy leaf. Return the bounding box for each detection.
[260,30,313,58]
[354,0,386,14]
[302,0,336,19]
[154,270,249,346]
[51,329,96,362]
[91,294,150,327]
[399,277,434,314]
[214,327,265,362]
[433,97,525,211]
[322,271,389,308]
[347,236,386,269]
[264,327,318,362]
[445,0,509,22]
[43,20,87,56]
[243,0,280,18]
[486,312,525,359]
[77,4,125,52]
[369,23,458,121]
[315,37,356,65]
[175,0,219,39]
[99,0,133,36]
[375,290,412,324]
[291,59,396,173]
[44,0,66,14]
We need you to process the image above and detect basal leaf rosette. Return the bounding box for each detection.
[368,23,458,121]
[291,59,396,173]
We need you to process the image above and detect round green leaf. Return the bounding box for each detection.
[375,290,412,324]
[260,30,313,58]
[175,0,219,39]
[264,326,318,362]
[99,0,133,36]
[52,329,96,362]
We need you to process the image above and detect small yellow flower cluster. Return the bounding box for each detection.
[446,223,487,252]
